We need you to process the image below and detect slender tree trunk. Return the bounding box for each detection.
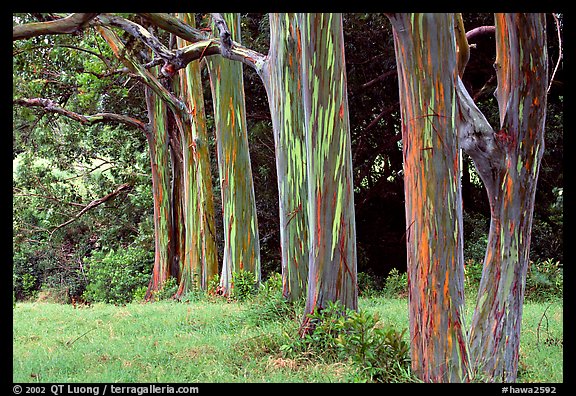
[173,13,219,295]
[178,14,218,290]
[387,13,471,382]
[463,13,547,382]
[206,13,261,295]
[143,86,174,299]
[298,13,358,334]
[259,13,309,302]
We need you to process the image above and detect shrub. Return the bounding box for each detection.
[357,271,385,297]
[464,258,483,294]
[149,277,179,301]
[382,268,408,298]
[248,272,302,324]
[525,258,563,302]
[282,301,415,382]
[230,269,258,301]
[82,246,152,304]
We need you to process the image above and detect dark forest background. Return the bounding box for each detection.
[12,13,563,301]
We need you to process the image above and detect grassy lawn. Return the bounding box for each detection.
[12,296,562,383]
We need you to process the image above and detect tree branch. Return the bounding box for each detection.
[454,13,470,78]
[49,183,132,238]
[13,13,100,41]
[465,25,496,42]
[455,77,503,199]
[14,97,147,131]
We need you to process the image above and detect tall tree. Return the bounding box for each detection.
[387,13,470,382]
[298,13,358,334]
[143,86,175,298]
[258,13,309,302]
[388,12,548,382]
[173,13,219,295]
[206,13,262,295]
[458,13,548,382]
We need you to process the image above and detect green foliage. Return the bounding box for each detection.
[248,272,303,324]
[281,300,415,382]
[82,246,152,304]
[357,271,384,297]
[382,268,408,298]
[230,269,259,301]
[148,277,179,302]
[525,259,563,302]
[464,259,484,295]
[207,273,221,296]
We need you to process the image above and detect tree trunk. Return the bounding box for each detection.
[173,13,219,296]
[387,13,471,382]
[206,13,261,295]
[259,13,309,302]
[298,13,358,335]
[143,86,174,299]
[463,13,547,382]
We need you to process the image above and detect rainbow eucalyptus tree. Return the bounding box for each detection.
[206,13,261,295]
[97,24,212,299]
[387,13,470,382]
[258,13,309,302]
[457,13,548,382]
[143,87,175,298]
[388,12,548,383]
[173,13,219,295]
[297,13,358,334]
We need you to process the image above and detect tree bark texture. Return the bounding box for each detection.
[259,13,309,302]
[465,13,547,382]
[143,86,174,299]
[298,13,358,334]
[388,13,471,382]
[172,13,219,295]
[206,13,261,295]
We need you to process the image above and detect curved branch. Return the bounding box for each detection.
[14,97,147,131]
[49,183,132,238]
[465,25,496,42]
[138,13,209,42]
[13,13,100,41]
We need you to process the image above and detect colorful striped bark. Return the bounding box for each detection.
[173,13,219,295]
[259,13,309,302]
[298,13,358,334]
[388,13,471,382]
[143,86,174,299]
[206,13,261,295]
[465,13,547,382]
[98,26,182,299]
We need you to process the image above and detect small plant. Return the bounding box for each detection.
[230,269,258,301]
[357,271,384,297]
[152,277,179,301]
[525,258,563,302]
[281,300,415,382]
[382,268,408,298]
[464,258,484,294]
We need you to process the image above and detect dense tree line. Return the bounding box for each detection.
[13,13,562,383]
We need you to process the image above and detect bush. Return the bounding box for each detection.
[357,271,385,297]
[82,246,152,304]
[382,268,408,298]
[230,269,258,301]
[464,259,483,294]
[281,301,415,382]
[525,258,563,302]
[248,272,302,324]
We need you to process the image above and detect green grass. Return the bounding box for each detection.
[13,296,562,383]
